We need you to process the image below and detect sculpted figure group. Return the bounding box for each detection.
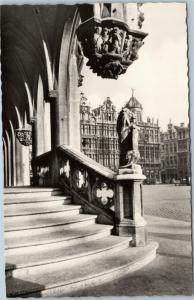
[78,23,145,79]
[93,25,143,60]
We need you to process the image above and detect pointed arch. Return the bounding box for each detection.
[9,120,16,186]
[3,137,8,187]
[5,130,12,186]
[24,82,34,119]
[43,40,54,91]
[57,7,81,149]
[36,75,51,155]
[15,106,23,128]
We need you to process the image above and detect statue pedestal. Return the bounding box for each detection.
[118,164,142,175]
[115,173,147,247]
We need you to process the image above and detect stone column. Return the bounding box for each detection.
[48,9,80,186]
[49,93,60,187]
[115,173,147,247]
[68,54,81,150]
[21,145,30,186]
[5,131,12,186]
[30,117,38,186]
[15,137,30,186]
[3,138,8,187]
[9,121,17,186]
[44,101,51,152]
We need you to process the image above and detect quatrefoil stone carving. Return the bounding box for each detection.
[60,160,70,178]
[76,170,88,189]
[96,182,114,205]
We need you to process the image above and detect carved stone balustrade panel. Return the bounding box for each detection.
[72,168,89,197]
[92,177,115,209]
[59,159,71,182]
[36,163,51,187]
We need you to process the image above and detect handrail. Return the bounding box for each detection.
[57,145,116,224]
[33,151,51,161]
[33,151,52,187]
[59,145,116,180]
[33,145,147,243]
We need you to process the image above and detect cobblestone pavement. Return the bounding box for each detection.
[67,185,193,297]
[143,184,192,222]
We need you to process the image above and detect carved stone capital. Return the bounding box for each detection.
[45,90,58,102]
[15,128,32,146]
[76,17,147,79]
[29,116,37,125]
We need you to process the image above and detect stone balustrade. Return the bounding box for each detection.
[33,151,52,187]
[33,145,147,246]
[58,145,116,225]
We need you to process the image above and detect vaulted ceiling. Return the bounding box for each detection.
[1,5,77,133]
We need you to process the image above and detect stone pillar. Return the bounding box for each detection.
[3,138,8,187]
[115,173,147,247]
[48,9,80,186]
[15,133,30,186]
[21,145,30,186]
[30,117,38,186]
[68,54,81,150]
[49,93,60,187]
[44,101,51,152]
[5,131,12,186]
[9,121,17,186]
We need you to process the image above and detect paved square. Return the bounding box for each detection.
[143,184,191,222]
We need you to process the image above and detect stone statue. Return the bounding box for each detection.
[93,26,103,52]
[101,27,110,53]
[109,27,122,54]
[117,107,141,172]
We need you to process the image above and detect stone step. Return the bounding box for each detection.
[4,187,63,199]
[4,203,80,217]
[6,241,158,297]
[6,223,111,257]
[5,215,99,252]
[6,235,128,278]
[5,213,96,233]
[4,195,71,205]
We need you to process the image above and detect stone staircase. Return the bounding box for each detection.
[4,187,158,297]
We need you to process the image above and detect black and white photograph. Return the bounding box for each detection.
[1,2,193,298]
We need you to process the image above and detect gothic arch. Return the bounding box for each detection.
[57,7,81,149]
[36,75,51,156]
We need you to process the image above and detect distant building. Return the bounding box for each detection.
[176,123,190,182]
[80,93,119,170]
[160,122,178,183]
[80,92,162,183]
[125,91,161,183]
[160,121,190,183]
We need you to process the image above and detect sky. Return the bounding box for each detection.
[80,3,189,131]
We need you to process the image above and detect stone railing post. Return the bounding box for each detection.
[115,173,147,247]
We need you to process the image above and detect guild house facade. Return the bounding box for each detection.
[80,91,161,183]
[160,122,190,183]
